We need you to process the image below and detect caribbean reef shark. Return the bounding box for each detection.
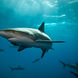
[59,60,78,72]
[9,66,24,71]
[0,22,64,62]
[70,71,78,78]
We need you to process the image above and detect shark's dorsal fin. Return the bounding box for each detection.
[38,22,44,32]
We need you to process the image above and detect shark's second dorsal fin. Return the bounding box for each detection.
[38,22,44,32]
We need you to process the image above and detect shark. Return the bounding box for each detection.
[70,71,78,78]
[9,66,24,71]
[0,22,64,62]
[59,60,78,72]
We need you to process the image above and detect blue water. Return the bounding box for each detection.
[0,0,78,78]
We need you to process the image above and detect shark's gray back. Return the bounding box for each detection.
[9,28,52,41]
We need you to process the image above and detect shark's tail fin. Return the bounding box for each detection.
[9,67,15,71]
[59,60,66,68]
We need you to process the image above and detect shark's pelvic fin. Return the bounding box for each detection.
[38,22,44,32]
[18,46,25,52]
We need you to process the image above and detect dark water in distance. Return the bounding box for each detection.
[0,0,78,78]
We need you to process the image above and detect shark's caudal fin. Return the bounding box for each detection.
[38,22,44,32]
[59,60,66,68]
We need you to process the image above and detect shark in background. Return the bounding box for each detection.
[9,66,24,71]
[60,60,78,77]
[59,60,78,72]
[70,71,78,78]
[0,22,65,62]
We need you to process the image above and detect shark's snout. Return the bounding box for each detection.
[0,30,5,36]
[0,30,11,39]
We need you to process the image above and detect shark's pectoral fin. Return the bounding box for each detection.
[18,46,26,52]
[51,41,65,43]
[36,40,65,43]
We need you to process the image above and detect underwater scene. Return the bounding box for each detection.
[0,0,78,78]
